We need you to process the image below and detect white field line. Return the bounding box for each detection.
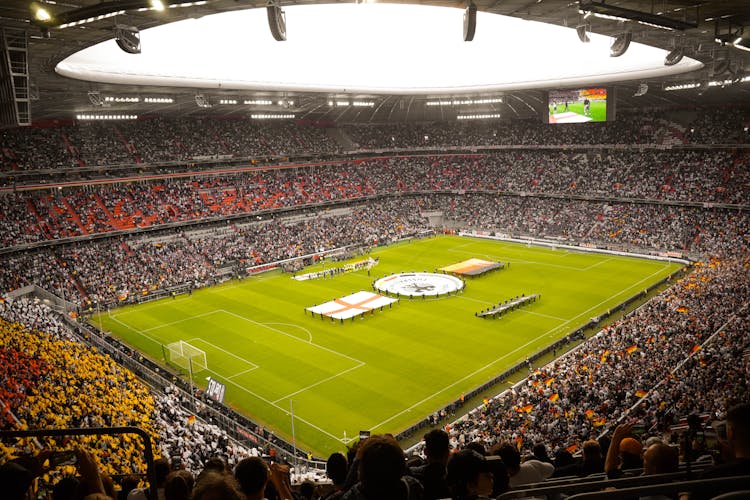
[261,322,313,343]
[197,366,346,442]
[450,240,571,257]
[273,362,365,404]
[111,296,190,316]
[446,247,587,271]
[457,295,495,306]
[111,309,360,442]
[109,315,164,347]
[582,257,614,271]
[227,368,258,380]
[446,247,629,273]
[219,309,365,366]
[368,263,672,433]
[142,310,222,332]
[518,310,568,321]
[186,337,259,371]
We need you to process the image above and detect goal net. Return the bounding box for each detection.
[165,341,207,373]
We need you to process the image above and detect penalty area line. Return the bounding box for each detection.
[368,264,674,433]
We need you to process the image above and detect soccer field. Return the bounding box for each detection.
[549,101,606,123]
[94,235,683,456]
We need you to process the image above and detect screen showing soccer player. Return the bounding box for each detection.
[547,88,607,124]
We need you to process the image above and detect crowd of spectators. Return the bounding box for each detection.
[0,228,747,498]
[343,108,749,149]
[0,118,340,172]
[0,108,748,499]
[0,298,268,476]
[422,193,750,257]
[444,257,749,456]
[0,302,160,477]
[1,108,747,176]
[1,146,748,248]
[2,188,748,305]
[0,199,429,305]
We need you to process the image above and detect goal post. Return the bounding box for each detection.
[165,340,207,373]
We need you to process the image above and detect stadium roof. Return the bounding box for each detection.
[1,0,749,125]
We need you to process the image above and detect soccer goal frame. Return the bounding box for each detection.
[164,340,207,373]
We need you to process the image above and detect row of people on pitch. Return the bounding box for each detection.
[440,257,749,458]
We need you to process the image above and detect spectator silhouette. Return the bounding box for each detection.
[234,457,269,500]
[408,429,451,500]
[446,449,494,500]
[321,452,348,499]
[342,434,423,500]
[496,443,554,488]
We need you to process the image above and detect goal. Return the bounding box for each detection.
[165,341,207,373]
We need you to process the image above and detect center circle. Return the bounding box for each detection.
[373,272,464,297]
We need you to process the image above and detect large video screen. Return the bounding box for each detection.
[547,88,607,124]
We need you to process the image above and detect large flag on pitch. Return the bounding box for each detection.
[307,291,397,320]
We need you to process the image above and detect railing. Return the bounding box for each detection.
[0,426,157,499]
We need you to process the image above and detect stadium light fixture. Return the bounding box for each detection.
[115,25,141,54]
[578,0,697,31]
[267,3,287,41]
[610,31,631,57]
[464,2,477,42]
[633,83,648,97]
[457,113,501,120]
[663,82,700,91]
[76,114,138,120]
[34,7,52,22]
[103,96,141,103]
[144,97,174,103]
[426,97,502,106]
[251,113,295,119]
[244,99,273,105]
[664,47,684,66]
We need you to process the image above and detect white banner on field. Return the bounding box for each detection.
[307,291,397,320]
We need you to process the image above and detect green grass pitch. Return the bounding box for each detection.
[549,100,607,123]
[94,235,683,456]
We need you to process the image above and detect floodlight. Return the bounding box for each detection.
[664,47,684,66]
[267,5,286,41]
[115,25,141,54]
[633,83,648,97]
[576,24,590,43]
[34,7,52,22]
[610,32,631,57]
[463,2,477,42]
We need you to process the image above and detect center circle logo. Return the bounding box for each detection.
[374,272,464,297]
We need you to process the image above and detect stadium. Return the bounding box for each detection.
[0,0,748,499]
